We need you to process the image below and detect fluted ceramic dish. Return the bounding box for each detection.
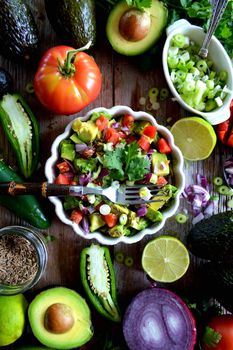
[45,105,185,245]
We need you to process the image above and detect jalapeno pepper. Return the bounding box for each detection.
[0,93,39,178]
[217,100,233,148]
[0,160,50,229]
[80,244,121,322]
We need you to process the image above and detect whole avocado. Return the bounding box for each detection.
[0,68,13,97]
[0,0,39,61]
[44,0,96,48]
[200,262,233,313]
[187,211,233,262]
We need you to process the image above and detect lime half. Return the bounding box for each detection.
[170,117,217,161]
[142,236,190,283]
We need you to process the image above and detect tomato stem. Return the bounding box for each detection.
[58,41,92,77]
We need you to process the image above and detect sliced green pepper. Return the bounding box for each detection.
[80,244,121,322]
[0,93,39,178]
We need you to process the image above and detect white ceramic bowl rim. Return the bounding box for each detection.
[45,106,185,245]
[162,19,233,126]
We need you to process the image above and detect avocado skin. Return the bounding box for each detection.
[201,262,233,313]
[45,0,96,48]
[187,211,233,262]
[0,0,39,61]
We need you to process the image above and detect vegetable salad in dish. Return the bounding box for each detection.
[54,111,178,238]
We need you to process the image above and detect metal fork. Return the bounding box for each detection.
[0,181,167,205]
[198,0,229,58]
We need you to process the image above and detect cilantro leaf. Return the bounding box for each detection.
[103,145,125,180]
[127,156,150,181]
[126,0,152,10]
[202,326,222,348]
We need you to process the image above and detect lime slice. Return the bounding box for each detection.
[170,117,217,161]
[141,236,190,283]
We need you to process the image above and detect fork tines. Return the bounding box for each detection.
[125,184,164,197]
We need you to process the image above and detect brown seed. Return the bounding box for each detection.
[44,303,75,334]
[119,9,151,42]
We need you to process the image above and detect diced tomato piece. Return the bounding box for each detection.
[70,209,83,224]
[104,128,120,145]
[118,131,127,139]
[138,135,150,152]
[143,125,157,139]
[157,176,168,185]
[122,114,134,128]
[55,173,72,185]
[95,115,109,131]
[102,213,118,228]
[157,138,172,154]
[56,161,70,173]
[227,130,233,147]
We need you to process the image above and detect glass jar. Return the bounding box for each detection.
[0,225,48,295]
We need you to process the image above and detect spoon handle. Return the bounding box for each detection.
[199,0,228,58]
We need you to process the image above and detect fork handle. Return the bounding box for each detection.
[0,182,81,197]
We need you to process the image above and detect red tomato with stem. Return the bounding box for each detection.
[34,42,102,115]
[203,315,233,350]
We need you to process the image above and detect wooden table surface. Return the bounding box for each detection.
[0,1,232,349]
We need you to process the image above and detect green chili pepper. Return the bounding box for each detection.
[0,93,39,178]
[0,160,50,229]
[80,244,121,323]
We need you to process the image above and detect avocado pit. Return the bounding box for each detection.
[119,9,151,42]
[44,303,74,334]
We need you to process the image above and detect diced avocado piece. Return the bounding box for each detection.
[70,133,83,144]
[112,204,129,215]
[128,217,149,230]
[74,158,97,173]
[109,224,130,237]
[133,121,151,136]
[61,141,75,161]
[72,119,98,143]
[146,188,172,212]
[152,152,170,176]
[106,0,168,56]
[92,165,102,180]
[146,209,163,223]
[89,213,105,232]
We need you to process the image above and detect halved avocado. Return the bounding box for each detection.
[28,287,93,350]
[106,0,168,56]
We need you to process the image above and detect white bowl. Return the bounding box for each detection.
[45,106,185,245]
[162,19,233,125]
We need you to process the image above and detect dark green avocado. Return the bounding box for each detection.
[45,0,96,48]
[200,262,233,313]
[187,211,233,262]
[0,0,39,61]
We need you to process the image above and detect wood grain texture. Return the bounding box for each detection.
[0,1,232,349]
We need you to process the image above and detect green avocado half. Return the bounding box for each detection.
[28,287,93,350]
[106,0,168,56]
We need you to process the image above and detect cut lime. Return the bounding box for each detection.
[141,236,190,283]
[170,117,217,161]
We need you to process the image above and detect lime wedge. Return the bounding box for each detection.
[141,236,190,283]
[170,117,217,161]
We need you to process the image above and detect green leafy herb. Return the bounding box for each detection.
[126,0,152,10]
[202,326,222,348]
[44,235,56,243]
[103,142,150,181]
[63,196,81,211]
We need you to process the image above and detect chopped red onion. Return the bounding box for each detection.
[63,172,74,179]
[121,126,130,133]
[98,168,109,178]
[192,212,204,225]
[79,172,92,186]
[147,148,154,155]
[137,206,147,217]
[112,122,120,128]
[75,143,88,153]
[143,173,153,183]
[196,174,209,191]
[81,217,89,234]
[224,158,233,188]
[203,201,215,217]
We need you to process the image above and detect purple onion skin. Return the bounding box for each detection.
[81,217,90,234]
[123,288,196,350]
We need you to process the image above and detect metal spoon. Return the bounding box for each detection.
[198,0,229,58]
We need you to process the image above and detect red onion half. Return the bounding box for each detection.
[123,288,196,350]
